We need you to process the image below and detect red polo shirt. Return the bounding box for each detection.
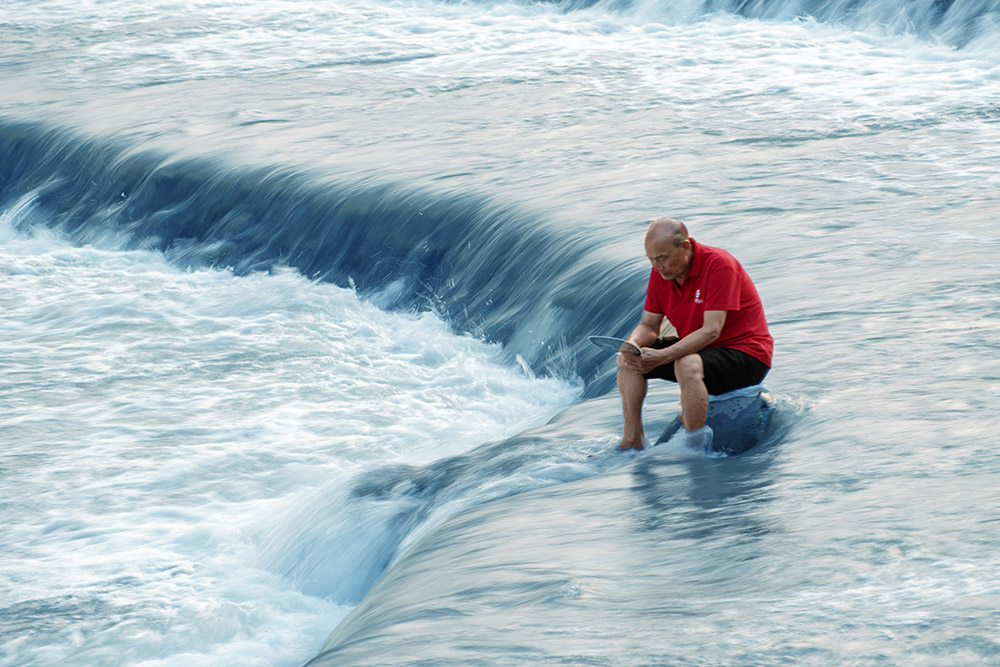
[644,238,773,367]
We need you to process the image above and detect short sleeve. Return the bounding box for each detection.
[702,256,741,311]
[643,267,663,314]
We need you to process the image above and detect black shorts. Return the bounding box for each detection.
[644,337,769,396]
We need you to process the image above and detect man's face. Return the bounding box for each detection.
[645,236,690,282]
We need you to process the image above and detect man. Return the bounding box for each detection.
[616,218,772,450]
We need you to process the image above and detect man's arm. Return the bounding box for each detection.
[622,310,727,374]
[625,310,664,349]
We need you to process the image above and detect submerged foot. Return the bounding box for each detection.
[616,435,645,451]
[683,425,714,452]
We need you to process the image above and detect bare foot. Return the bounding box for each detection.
[616,435,645,451]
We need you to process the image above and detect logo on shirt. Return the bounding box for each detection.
[694,289,703,304]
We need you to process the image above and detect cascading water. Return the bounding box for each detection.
[2,0,998,665]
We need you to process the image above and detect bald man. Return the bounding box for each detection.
[616,218,773,450]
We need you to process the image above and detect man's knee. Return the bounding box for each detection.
[674,353,704,384]
[617,354,644,374]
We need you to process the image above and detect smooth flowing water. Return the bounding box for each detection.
[2,0,998,665]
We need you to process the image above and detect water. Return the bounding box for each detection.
[2,0,999,665]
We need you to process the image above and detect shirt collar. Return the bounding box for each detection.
[686,238,702,279]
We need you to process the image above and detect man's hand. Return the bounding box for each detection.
[618,340,641,356]
[617,345,669,375]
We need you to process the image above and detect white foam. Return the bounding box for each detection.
[0,220,579,666]
[3,1,999,664]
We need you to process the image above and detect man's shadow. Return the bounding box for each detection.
[627,402,797,540]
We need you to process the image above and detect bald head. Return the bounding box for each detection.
[645,217,688,249]
[645,217,693,283]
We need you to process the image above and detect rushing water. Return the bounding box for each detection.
[2,0,999,665]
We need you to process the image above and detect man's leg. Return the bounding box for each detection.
[674,353,709,431]
[617,359,648,450]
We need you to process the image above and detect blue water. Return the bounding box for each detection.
[2,0,999,665]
